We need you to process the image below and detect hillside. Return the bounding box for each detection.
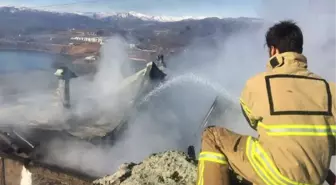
[0,6,263,50]
[0,7,108,36]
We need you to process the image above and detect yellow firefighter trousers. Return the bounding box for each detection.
[197,126,264,185]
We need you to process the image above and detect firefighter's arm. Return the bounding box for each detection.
[330,82,336,156]
[240,80,261,131]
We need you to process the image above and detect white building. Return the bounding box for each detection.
[84,55,97,61]
[70,37,104,44]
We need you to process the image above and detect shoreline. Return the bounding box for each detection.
[0,48,75,59]
[0,41,101,59]
[0,48,81,62]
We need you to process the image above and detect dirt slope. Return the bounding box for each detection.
[93,151,197,185]
[62,43,101,57]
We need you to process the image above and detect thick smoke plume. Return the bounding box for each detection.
[49,19,266,175]
[0,65,64,127]
[0,0,334,178]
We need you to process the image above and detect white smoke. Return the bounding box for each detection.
[42,36,149,176]
[69,36,135,120]
[0,62,65,127]
[37,0,336,178]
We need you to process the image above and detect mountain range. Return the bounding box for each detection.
[0,6,214,23]
[0,6,262,26]
[75,11,209,22]
[0,6,264,50]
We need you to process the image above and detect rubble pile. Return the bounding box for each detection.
[93,151,198,185]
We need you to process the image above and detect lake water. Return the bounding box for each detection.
[0,51,73,102]
[0,50,66,73]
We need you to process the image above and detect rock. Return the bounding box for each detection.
[93,150,197,185]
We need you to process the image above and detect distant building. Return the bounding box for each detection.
[154,29,170,36]
[87,32,97,36]
[70,36,103,44]
[84,55,97,61]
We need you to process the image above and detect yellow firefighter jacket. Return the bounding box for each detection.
[240,52,336,185]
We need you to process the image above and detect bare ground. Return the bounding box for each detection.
[93,151,197,185]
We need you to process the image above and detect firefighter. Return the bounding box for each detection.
[196,20,336,185]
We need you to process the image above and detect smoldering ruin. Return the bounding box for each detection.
[0,34,247,184]
[0,37,170,175]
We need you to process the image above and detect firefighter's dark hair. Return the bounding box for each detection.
[266,20,303,54]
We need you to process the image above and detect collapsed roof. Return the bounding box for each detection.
[0,57,168,179]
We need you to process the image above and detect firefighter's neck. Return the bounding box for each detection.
[266,48,307,72]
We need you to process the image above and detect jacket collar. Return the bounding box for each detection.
[266,52,307,72]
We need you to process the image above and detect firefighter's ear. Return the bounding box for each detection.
[270,46,280,57]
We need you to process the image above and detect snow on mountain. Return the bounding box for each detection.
[0,6,78,16]
[77,11,209,22]
[0,6,212,22]
[107,11,208,22]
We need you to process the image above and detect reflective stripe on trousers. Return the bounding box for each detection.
[246,137,314,185]
[258,123,336,136]
[199,151,227,165]
[197,151,227,185]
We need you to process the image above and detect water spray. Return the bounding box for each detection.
[139,73,238,106]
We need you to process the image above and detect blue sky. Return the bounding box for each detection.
[1,0,261,17]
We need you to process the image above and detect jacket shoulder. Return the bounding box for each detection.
[241,72,267,102]
[245,72,267,88]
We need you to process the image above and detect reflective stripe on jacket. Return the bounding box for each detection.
[240,52,336,184]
